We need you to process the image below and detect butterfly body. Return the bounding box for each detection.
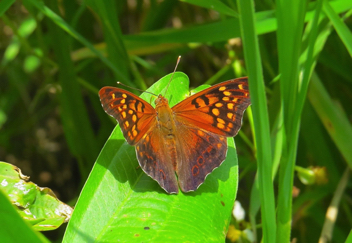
[154,96,176,139]
[99,77,250,194]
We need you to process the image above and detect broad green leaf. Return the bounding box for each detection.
[64,72,239,242]
[0,190,49,243]
[0,162,73,231]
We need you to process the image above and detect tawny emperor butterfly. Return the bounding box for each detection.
[99,75,250,194]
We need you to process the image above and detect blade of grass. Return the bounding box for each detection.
[295,0,324,127]
[85,0,130,82]
[46,1,99,177]
[275,0,307,241]
[323,0,352,57]
[319,169,349,243]
[249,102,284,240]
[66,2,352,62]
[237,0,276,242]
[24,0,131,85]
[123,1,352,49]
[308,73,352,168]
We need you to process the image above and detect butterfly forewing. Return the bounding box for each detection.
[170,78,250,192]
[99,87,156,145]
[172,77,250,137]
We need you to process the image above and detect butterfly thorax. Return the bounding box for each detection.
[154,95,176,137]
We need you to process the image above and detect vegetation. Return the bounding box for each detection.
[0,0,352,242]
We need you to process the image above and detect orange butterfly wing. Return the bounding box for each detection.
[99,87,178,193]
[172,77,250,137]
[172,77,250,192]
[135,128,179,194]
[174,125,228,192]
[99,87,156,145]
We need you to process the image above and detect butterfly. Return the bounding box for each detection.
[99,76,250,194]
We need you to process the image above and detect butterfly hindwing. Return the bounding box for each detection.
[175,125,227,192]
[172,78,250,137]
[135,129,179,194]
[99,87,156,145]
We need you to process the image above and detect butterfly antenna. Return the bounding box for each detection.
[116,82,157,97]
[164,55,181,96]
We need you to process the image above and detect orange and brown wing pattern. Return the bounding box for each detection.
[175,125,227,192]
[99,87,157,145]
[172,77,250,137]
[135,129,179,194]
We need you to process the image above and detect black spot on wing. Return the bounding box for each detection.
[191,94,210,108]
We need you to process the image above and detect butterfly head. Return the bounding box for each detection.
[155,94,169,108]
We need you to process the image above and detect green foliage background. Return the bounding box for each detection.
[1,0,352,242]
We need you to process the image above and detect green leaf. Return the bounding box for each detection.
[346,229,352,243]
[63,72,239,242]
[0,190,49,242]
[237,0,276,242]
[0,162,73,231]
